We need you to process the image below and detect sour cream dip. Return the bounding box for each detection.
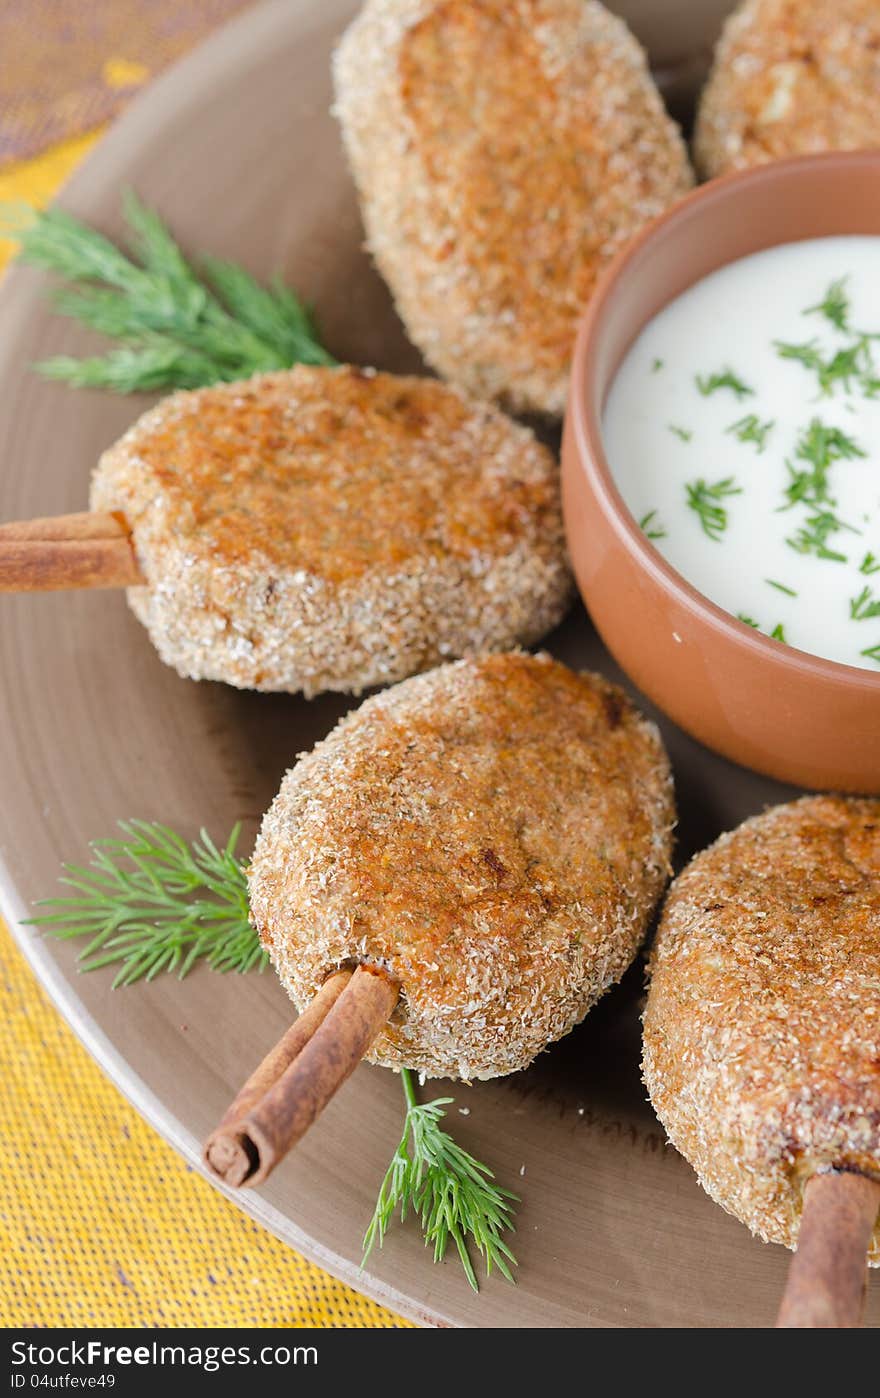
[603,236,880,672]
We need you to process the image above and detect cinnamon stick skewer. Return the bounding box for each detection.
[0,511,141,591]
[204,965,399,1188]
[776,1171,880,1328]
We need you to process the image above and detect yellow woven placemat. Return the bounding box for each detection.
[0,139,409,1330]
[0,1,255,167]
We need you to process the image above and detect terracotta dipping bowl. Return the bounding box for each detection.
[562,152,880,793]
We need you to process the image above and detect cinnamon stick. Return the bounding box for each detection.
[204,965,399,1188]
[0,511,142,591]
[776,1170,880,1328]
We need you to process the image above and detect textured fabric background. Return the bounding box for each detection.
[0,912,406,1326]
[0,17,410,1329]
[0,1,255,166]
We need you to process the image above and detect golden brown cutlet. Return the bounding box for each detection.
[334,0,693,417]
[249,650,675,1081]
[643,795,880,1263]
[696,0,880,178]
[91,365,572,694]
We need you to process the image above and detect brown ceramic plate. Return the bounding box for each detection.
[0,0,875,1329]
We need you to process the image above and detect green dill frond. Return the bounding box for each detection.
[805,276,850,333]
[638,508,667,540]
[850,584,880,621]
[695,367,754,400]
[785,508,856,563]
[3,193,337,392]
[363,1069,517,1292]
[775,333,877,398]
[26,820,264,986]
[726,414,774,452]
[685,476,742,541]
[781,418,866,513]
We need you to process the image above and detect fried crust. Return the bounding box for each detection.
[696,0,880,178]
[334,0,693,416]
[90,366,571,693]
[643,795,880,1262]
[249,651,675,1080]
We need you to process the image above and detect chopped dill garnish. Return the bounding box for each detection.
[781,418,865,511]
[726,414,774,452]
[775,334,876,398]
[775,338,824,374]
[695,367,754,400]
[638,509,667,540]
[860,642,880,664]
[779,417,864,561]
[668,423,692,442]
[651,357,664,372]
[819,342,868,395]
[736,613,787,643]
[849,584,880,621]
[685,476,742,541]
[786,509,856,563]
[805,276,850,333]
[765,579,797,597]
[798,418,865,466]
[859,551,880,575]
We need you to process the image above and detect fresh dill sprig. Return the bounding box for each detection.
[25,820,265,986]
[861,642,880,664]
[860,551,880,575]
[695,367,754,400]
[769,622,787,643]
[805,276,850,333]
[685,476,742,541]
[1,193,336,392]
[638,508,666,540]
[850,584,880,621]
[363,1068,517,1292]
[651,357,664,373]
[726,414,774,452]
[737,613,760,628]
[766,579,797,597]
[667,424,692,442]
[30,821,517,1289]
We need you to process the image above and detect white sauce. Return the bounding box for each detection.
[603,236,880,671]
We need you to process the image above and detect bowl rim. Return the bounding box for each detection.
[567,149,880,694]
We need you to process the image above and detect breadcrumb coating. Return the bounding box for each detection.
[90,365,571,694]
[696,0,880,178]
[334,0,693,416]
[249,651,675,1080]
[643,795,880,1263]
